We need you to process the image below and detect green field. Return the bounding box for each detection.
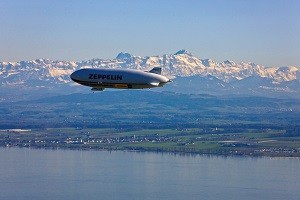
[0,92,299,156]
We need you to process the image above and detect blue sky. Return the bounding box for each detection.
[0,0,299,67]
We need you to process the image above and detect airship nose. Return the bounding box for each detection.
[70,70,80,81]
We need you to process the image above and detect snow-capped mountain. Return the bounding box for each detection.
[0,50,299,99]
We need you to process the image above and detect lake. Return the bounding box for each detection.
[0,148,299,200]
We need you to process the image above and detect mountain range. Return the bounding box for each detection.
[0,50,299,100]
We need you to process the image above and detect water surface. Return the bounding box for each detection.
[0,148,299,200]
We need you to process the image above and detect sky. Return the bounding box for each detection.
[0,0,299,67]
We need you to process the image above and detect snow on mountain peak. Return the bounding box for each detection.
[174,49,193,56]
[116,52,133,60]
[0,50,298,91]
[201,59,217,67]
[222,60,236,66]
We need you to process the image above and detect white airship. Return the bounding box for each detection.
[70,67,171,91]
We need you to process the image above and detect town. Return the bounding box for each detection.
[1,127,299,157]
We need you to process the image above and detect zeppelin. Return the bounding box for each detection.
[70,67,171,91]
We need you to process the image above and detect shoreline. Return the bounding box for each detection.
[2,145,300,158]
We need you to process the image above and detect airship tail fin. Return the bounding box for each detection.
[149,67,162,75]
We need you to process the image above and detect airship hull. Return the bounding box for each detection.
[70,68,170,91]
